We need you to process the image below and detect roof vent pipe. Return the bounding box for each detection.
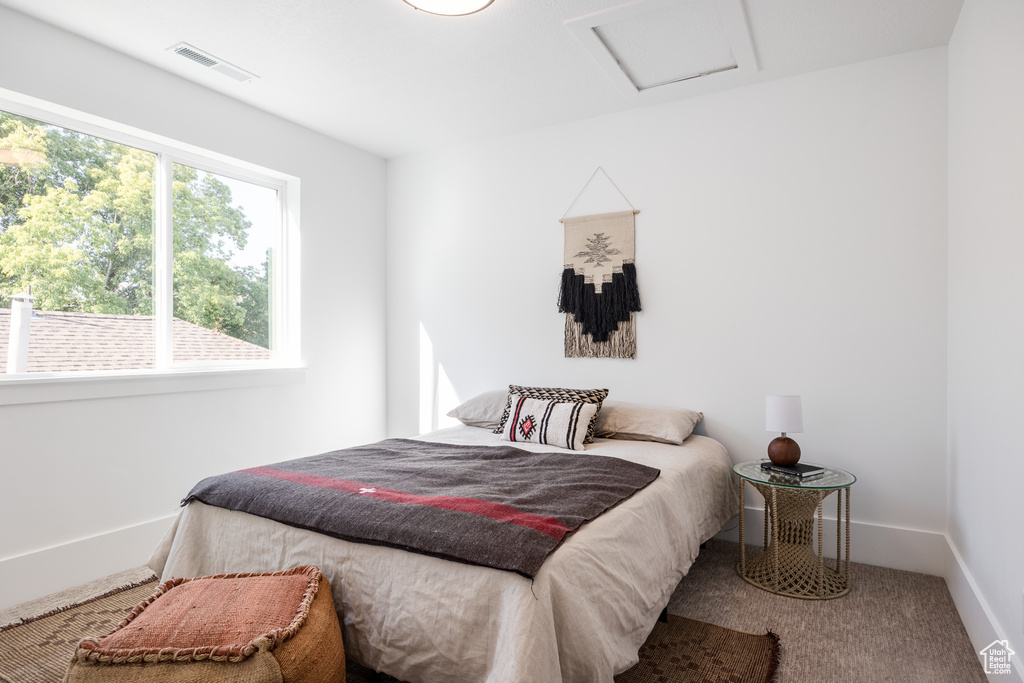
[6,290,36,374]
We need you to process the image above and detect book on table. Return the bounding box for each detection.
[759,461,825,478]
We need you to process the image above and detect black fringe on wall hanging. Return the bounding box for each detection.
[558,262,641,343]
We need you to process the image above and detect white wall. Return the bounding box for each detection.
[948,0,1024,678]
[387,48,949,569]
[0,6,387,609]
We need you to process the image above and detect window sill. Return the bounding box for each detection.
[0,366,306,406]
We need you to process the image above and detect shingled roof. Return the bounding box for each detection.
[0,309,270,372]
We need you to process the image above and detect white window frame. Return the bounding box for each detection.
[0,89,303,405]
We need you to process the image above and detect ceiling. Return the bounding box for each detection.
[0,0,964,159]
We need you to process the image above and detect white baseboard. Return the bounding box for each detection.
[943,538,1023,682]
[0,515,177,612]
[714,507,948,575]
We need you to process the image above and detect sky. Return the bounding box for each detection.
[218,174,276,272]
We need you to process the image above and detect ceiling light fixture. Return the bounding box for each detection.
[402,0,494,16]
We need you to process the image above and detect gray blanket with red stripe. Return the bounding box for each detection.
[183,438,660,578]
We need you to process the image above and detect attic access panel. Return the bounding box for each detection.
[567,0,757,96]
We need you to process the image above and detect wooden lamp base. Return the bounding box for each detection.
[768,436,801,466]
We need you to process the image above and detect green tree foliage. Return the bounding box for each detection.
[0,114,49,233]
[0,110,269,349]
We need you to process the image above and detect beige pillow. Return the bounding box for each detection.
[446,390,508,429]
[594,401,703,445]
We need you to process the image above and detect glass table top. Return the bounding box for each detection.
[733,460,856,489]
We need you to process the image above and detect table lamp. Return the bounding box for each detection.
[766,395,803,466]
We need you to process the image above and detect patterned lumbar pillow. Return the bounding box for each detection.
[501,395,599,451]
[494,385,609,444]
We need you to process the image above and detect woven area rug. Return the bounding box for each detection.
[0,579,158,683]
[0,581,778,683]
[614,615,779,683]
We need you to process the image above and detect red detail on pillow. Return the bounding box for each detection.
[519,415,536,440]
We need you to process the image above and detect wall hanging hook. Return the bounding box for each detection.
[560,167,639,222]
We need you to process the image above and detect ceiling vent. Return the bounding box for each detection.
[567,0,757,98]
[168,42,258,83]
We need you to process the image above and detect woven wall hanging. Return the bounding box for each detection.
[557,169,641,359]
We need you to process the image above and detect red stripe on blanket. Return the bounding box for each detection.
[241,466,572,540]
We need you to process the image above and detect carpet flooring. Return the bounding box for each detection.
[0,540,988,682]
[668,541,987,683]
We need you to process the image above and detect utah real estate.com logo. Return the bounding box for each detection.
[979,639,1015,676]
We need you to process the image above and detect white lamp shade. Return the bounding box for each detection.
[402,0,494,15]
[766,395,803,434]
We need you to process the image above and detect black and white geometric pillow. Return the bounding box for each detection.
[493,385,610,444]
[501,395,598,451]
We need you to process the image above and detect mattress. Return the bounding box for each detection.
[148,424,737,683]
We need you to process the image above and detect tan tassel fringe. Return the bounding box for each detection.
[564,313,636,359]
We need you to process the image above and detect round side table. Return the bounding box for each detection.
[733,460,855,600]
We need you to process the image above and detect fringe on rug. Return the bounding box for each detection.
[0,576,158,633]
[564,313,637,359]
[763,630,781,683]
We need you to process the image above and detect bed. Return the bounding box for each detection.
[148,418,736,683]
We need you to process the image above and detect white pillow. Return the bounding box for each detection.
[501,395,598,451]
[594,401,703,445]
[446,390,508,429]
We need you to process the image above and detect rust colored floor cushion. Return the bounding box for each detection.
[64,565,345,683]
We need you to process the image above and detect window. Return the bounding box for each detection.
[1,110,157,372]
[169,164,275,365]
[0,101,297,382]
